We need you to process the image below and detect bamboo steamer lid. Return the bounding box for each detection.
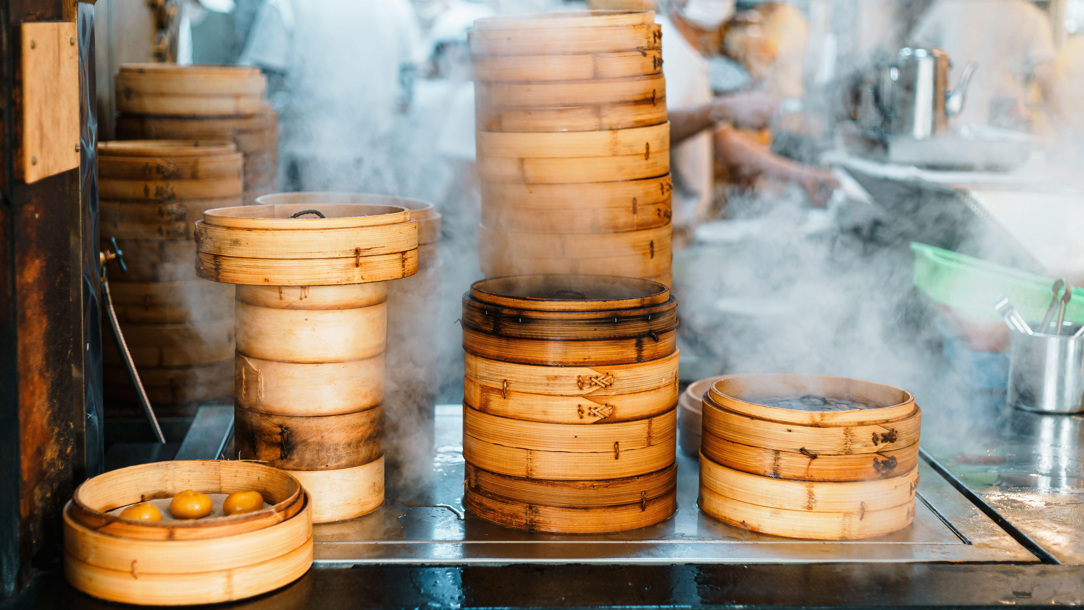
[465,404,675,454]
[473,49,662,82]
[699,455,919,513]
[465,462,675,508]
[255,192,441,245]
[481,197,670,234]
[478,224,670,261]
[101,197,244,241]
[476,123,669,159]
[470,23,661,57]
[700,428,920,482]
[63,460,311,605]
[477,75,665,108]
[481,174,671,208]
[464,485,675,534]
[195,204,419,286]
[477,97,667,133]
[464,351,678,397]
[698,485,916,540]
[464,427,675,480]
[234,405,383,470]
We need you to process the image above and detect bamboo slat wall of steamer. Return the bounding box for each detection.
[114,64,277,203]
[471,11,673,286]
[99,141,242,414]
[461,275,679,533]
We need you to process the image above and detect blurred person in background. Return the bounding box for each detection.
[661,0,838,237]
[909,0,1058,132]
[241,0,424,193]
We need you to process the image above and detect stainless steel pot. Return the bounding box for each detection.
[877,47,977,140]
[1007,327,1084,414]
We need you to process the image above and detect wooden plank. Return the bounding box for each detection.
[20,22,80,183]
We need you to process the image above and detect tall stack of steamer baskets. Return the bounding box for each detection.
[99,141,242,412]
[194,201,420,523]
[461,275,679,533]
[114,64,278,204]
[256,192,444,486]
[471,11,673,287]
[699,375,922,540]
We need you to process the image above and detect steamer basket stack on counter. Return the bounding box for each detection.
[471,11,673,287]
[99,140,243,414]
[256,192,444,488]
[195,202,420,523]
[678,375,725,456]
[114,64,278,203]
[461,275,679,533]
[699,375,922,540]
[63,461,312,606]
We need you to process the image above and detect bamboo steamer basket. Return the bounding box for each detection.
[116,63,267,98]
[98,142,243,181]
[107,239,201,283]
[461,275,677,532]
[115,112,275,142]
[699,456,918,514]
[678,376,725,456]
[481,197,670,234]
[62,460,311,605]
[698,486,916,541]
[99,176,244,201]
[701,433,919,482]
[477,75,665,109]
[473,49,662,82]
[476,149,669,185]
[477,98,668,133]
[464,485,675,534]
[254,193,442,249]
[478,224,670,261]
[476,123,669,159]
[481,174,671,208]
[196,205,418,523]
[480,248,672,280]
[471,24,661,57]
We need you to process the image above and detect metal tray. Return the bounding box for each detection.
[313,405,1038,566]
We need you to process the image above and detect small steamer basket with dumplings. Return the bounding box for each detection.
[195,201,419,523]
[699,375,922,540]
[62,460,311,606]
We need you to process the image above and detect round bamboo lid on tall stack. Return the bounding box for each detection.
[461,275,679,533]
[195,202,419,523]
[699,375,922,540]
[256,192,443,488]
[114,64,277,203]
[471,11,672,286]
[99,140,243,415]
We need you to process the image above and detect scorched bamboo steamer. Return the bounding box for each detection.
[477,98,668,133]
[235,406,383,470]
[473,49,662,82]
[476,123,669,159]
[464,486,675,534]
[63,460,311,606]
[701,434,920,482]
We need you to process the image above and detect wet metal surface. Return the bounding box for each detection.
[313,405,1036,566]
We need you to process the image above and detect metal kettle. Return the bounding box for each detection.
[877,47,977,140]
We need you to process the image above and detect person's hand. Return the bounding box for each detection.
[711,91,779,130]
[794,169,840,208]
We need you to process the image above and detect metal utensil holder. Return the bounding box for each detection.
[1007,326,1084,414]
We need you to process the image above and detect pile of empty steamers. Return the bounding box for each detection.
[79,16,925,608]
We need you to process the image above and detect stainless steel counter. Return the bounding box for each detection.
[313,405,1036,567]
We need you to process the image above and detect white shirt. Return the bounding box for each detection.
[910,0,1056,126]
[660,15,714,229]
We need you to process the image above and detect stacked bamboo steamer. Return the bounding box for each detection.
[255,192,444,488]
[461,275,679,533]
[114,64,277,203]
[195,202,419,523]
[678,376,725,457]
[699,375,922,540]
[63,460,311,606]
[99,140,242,413]
[471,11,673,287]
